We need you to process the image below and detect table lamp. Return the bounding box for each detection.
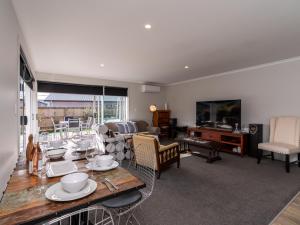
[149,104,157,112]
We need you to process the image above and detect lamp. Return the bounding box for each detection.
[149,104,157,112]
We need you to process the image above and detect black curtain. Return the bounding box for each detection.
[104,86,128,96]
[37,81,103,95]
[20,50,34,89]
[38,81,128,97]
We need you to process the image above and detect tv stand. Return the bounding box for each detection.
[187,127,247,156]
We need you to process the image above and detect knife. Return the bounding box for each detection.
[101,180,114,192]
[105,178,119,190]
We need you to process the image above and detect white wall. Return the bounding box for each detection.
[0,0,21,198]
[0,0,35,198]
[37,73,166,124]
[166,58,300,141]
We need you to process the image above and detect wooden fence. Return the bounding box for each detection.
[38,107,93,131]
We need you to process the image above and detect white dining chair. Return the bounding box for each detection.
[43,206,114,225]
[51,118,67,139]
[100,141,156,225]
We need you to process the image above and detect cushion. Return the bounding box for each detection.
[101,190,142,208]
[116,123,129,134]
[134,120,149,132]
[105,122,119,133]
[258,142,300,154]
[127,121,138,133]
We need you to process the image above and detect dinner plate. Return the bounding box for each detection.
[46,148,67,159]
[85,161,119,171]
[45,179,97,202]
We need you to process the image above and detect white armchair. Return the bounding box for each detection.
[258,116,300,173]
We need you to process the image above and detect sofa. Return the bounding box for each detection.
[105,120,160,138]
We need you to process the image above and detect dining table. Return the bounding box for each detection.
[0,159,145,225]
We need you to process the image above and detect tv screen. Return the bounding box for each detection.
[196,100,241,129]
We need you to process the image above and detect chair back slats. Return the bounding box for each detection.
[132,135,159,170]
[44,206,114,225]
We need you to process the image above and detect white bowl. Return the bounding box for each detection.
[60,172,88,193]
[50,140,64,149]
[96,155,113,167]
[46,148,67,159]
[78,140,90,150]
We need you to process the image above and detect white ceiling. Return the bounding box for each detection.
[12,0,300,85]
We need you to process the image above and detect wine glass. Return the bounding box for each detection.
[37,151,50,195]
[85,150,97,180]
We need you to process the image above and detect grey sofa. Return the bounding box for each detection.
[105,120,160,138]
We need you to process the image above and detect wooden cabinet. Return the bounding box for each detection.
[153,110,170,137]
[187,127,247,156]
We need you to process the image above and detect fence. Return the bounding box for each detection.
[38,107,93,131]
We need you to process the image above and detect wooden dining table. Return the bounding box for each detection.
[0,160,144,225]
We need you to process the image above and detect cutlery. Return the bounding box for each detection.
[100,180,114,192]
[105,178,119,190]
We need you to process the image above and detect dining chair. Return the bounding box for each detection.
[51,117,66,139]
[81,117,93,134]
[100,137,156,225]
[44,206,114,225]
[68,118,81,137]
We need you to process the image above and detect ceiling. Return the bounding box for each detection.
[12,0,300,85]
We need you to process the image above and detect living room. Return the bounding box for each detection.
[1,0,300,225]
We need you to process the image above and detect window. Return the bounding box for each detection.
[103,95,128,122]
[37,82,128,131]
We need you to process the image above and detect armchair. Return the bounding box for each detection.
[132,134,180,178]
[258,116,300,173]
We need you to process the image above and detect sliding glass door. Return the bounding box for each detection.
[19,49,35,153]
[19,75,33,153]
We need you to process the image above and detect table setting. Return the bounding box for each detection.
[0,130,145,225]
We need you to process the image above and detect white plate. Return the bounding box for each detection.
[47,160,78,178]
[45,179,97,202]
[86,161,119,171]
[46,148,67,159]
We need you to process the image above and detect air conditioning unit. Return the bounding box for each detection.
[141,85,160,93]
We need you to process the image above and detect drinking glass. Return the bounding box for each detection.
[85,150,97,180]
[37,152,50,195]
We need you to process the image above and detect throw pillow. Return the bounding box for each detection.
[117,123,129,134]
[116,123,126,134]
[127,121,138,133]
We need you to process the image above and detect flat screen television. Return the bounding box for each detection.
[196,100,241,129]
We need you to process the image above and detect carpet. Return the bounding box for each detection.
[135,153,300,225]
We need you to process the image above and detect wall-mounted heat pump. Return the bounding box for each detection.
[141,85,160,93]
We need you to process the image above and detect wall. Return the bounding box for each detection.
[37,73,167,124]
[166,58,300,142]
[0,0,24,198]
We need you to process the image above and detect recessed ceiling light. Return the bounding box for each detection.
[184,65,189,69]
[144,24,152,29]
[100,64,104,68]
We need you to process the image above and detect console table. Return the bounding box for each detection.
[187,127,247,156]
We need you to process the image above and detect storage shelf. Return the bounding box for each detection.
[220,141,241,146]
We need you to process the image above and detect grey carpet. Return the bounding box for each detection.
[136,153,300,225]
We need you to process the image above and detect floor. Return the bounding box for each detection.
[136,152,300,225]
